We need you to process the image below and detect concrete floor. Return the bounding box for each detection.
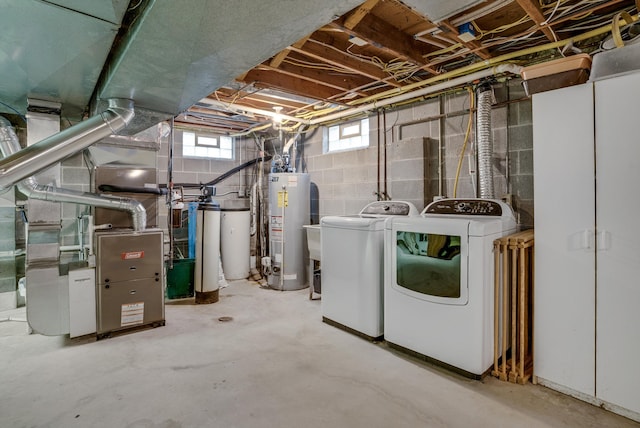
[1,280,638,428]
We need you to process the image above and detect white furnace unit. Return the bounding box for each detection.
[384,198,515,378]
[320,201,418,340]
[267,173,310,290]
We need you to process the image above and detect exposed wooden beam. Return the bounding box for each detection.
[211,91,307,113]
[344,0,380,30]
[257,61,372,95]
[176,116,254,133]
[269,35,311,68]
[458,0,625,56]
[329,14,439,74]
[515,0,557,42]
[241,69,343,101]
[291,36,403,87]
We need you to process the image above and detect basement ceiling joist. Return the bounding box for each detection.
[175,0,639,135]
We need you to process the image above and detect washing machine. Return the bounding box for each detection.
[384,198,516,378]
[320,201,419,340]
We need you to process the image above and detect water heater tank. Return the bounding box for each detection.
[268,173,310,290]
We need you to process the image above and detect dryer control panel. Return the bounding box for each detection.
[424,199,503,216]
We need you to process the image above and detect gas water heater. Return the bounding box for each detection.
[267,173,310,290]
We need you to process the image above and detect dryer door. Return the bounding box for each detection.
[388,217,469,305]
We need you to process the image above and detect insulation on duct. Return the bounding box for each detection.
[476,84,495,199]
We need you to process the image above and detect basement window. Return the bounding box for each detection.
[182,131,233,159]
[324,118,369,153]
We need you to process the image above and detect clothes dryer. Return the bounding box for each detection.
[384,198,516,378]
[321,201,419,340]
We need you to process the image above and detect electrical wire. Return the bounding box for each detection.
[453,87,474,198]
[541,0,564,25]
[128,0,143,11]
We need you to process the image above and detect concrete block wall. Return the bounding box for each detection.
[60,152,91,253]
[0,78,534,301]
[157,130,259,252]
[505,79,534,228]
[299,127,380,222]
[298,78,534,228]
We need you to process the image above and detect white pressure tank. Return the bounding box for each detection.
[268,172,310,290]
[220,208,250,280]
[195,201,220,304]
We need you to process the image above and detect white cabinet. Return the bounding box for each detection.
[594,74,640,415]
[533,83,596,398]
[533,72,640,420]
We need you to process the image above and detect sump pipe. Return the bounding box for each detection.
[0,107,147,231]
[0,98,135,192]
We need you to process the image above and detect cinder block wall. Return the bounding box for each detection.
[60,152,91,253]
[299,79,534,228]
[156,130,259,250]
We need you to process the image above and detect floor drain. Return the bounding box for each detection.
[218,316,233,322]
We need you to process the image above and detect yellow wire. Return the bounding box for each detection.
[292,13,638,122]
[453,87,474,198]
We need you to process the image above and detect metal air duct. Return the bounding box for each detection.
[476,84,495,199]
[0,106,146,231]
[0,98,134,192]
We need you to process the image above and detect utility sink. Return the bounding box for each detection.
[303,225,321,261]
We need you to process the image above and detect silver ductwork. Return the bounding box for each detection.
[0,98,134,192]
[0,110,147,231]
[476,84,495,199]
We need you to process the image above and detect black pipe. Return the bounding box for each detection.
[203,155,272,187]
[98,184,168,195]
[160,155,273,190]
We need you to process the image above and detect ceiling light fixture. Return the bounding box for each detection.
[272,106,283,124]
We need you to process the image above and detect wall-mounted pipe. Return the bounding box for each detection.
[0,98,134,192]
[476,84,495,199]
[0,115,146,231]
[308,64,522,125]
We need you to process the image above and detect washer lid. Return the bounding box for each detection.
[320,215,385,230]
[359,201,419,216]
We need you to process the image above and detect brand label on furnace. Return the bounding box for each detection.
[121,251,144,260]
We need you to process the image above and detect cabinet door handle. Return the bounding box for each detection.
[580,229,595,250]
[597,230,611,251]
[582,230,592,250]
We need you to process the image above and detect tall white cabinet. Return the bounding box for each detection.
[533,72,640,421]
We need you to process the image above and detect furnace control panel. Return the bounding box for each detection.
[423,199,503,216]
